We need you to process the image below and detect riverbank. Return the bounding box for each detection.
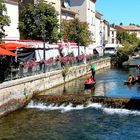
[0,57,111,117]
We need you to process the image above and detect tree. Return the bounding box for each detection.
[119,22,123,25]
[0,0,11,43]
[61,18,92,46]
[117,31,140,45]
[18,0,59,43]
[117,31,140,56]
[117,31,129,44]
[114,30,140,67]
[129,23,140,27]
[110,23,115,27]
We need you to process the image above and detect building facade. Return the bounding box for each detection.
[61,0,76,20]
[115,25,140,39]
[3,0,20,40]
[109,27,117,44]
[95,12,102,47]
[69,0,96,47]
[3,0,117,57]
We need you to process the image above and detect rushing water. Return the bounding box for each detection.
[1,61,140,140]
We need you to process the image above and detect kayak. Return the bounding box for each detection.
[124,80,137,85]
[84,81,96,89]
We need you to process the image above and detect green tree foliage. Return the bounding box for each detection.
[61,18,92,46]
[114,30,140,67]
[117,31,140,55]
[117,31,129,44]
[0,0,10,42]
[110,23,115,27]
[129,23,140,27]
[18,0,58,42]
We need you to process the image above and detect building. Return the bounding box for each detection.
[94,12,103,55]
[61,0,77,20]
[95,11,102,47]
[95,12,111,55]
[109,27,117,44]
[69,0,97,47]
[115,25,140,39]
[3,0,117,57]
[101,20,110,46]
[3,0,20,40]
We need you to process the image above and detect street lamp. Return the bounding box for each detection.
[100,30,102,47]
[75,12,80,56]
[34,16,46,73]
[78,32,80,56]
[76,24,80,56]
[42,26,46,73]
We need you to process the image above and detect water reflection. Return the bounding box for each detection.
[40,67,140,99]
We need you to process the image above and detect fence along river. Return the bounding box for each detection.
[1,60,140,140]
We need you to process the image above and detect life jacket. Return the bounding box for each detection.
[85,77,93,84]
[85,79,89,84]
[128,76,133,82]
[88,78,93,83]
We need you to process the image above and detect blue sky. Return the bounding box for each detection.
[96,0,140,25]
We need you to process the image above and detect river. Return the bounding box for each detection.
[1,60,140,140]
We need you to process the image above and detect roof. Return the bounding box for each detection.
[91,0,96,3]
[110,27,116,31]
[61,8,77,15]
[5,0,19,5]
[95,11,103,19]
[101,19,109,25]
[116,25,140,31]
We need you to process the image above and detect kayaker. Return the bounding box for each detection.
[90,64,95,80]
[137,65,140,74]
[128,74,134,83]
[88,76,93,83]
[85,77,90,84]
[136,74,140,83]
[85,76,93,84]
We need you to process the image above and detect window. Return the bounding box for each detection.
[112,31,114,37]
[112,39,114,43]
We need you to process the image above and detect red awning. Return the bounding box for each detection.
[0,42,29,50]
[0,47,16,56]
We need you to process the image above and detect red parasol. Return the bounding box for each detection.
[0,47,16,56]
[0,42,29,50]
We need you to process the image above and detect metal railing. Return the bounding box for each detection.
[3,55,108,82]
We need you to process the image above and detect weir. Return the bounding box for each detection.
[34,94,140,110]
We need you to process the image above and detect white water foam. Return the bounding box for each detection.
[26,101,140,115]
[86,103,102,109]
[27,101,102,112]
[103,108,140,116]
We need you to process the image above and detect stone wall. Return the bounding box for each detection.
[0,57,111,117]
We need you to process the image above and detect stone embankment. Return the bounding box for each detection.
[0,57,111,117]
